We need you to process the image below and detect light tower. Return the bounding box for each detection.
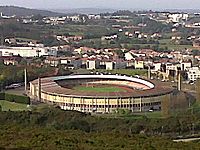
[148,65,151,79]
[24,68,27,93]
[177,68,181,91]
[38,77,41,101]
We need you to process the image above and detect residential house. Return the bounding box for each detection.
[105,62,114,70]
[134,60,144,69]
[87,60,100,70]
[187,67,200,81]
[125,52,135,60]
[44,57,60,67]
[60,57,82,69]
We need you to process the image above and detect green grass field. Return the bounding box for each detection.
[0,100,30,111]
[74,86,126,93]
[129,43,193,50]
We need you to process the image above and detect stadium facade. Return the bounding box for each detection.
[29,75,174,113]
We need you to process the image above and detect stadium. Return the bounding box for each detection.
[29,74,174,113]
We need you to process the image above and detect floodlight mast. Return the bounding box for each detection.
[24,68,27,93]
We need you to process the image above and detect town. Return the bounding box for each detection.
[1,10,200,83]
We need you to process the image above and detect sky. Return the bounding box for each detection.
[0,0,199,10]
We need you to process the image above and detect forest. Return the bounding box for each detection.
[0,106,200,149]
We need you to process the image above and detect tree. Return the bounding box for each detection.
[40,35,59,47]
[161,95,170,117]
[115,49,124,59]
[196,79,200,102]
[31,14,43,21]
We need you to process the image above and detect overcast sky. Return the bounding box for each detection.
[0,0,199,10]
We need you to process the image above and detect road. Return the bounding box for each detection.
[5,86,26,96]
[173,137,200,142]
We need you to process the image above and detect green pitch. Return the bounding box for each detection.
[73,86,126,93]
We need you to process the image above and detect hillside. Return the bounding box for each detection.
[0,6,64,17]
[52,8,116,14]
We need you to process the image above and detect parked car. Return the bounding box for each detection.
[5,83,22,89]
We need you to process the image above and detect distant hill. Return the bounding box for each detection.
[51,8,117,14]
[0,6,64,17]
[162,9,200,13]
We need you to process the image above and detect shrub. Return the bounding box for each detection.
[0,93,30,104]
[0,93,5,100]
[117,109,125,115]
[5,93,30,104]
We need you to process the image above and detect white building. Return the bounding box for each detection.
[44,58,59,67]
[187,67,200,81]
[152,62,162,72]
[125,52,134,60]
[0,47,57,57]
[132,53,146,58]
[105,62,114,70]
[0,12,13,19]
[69,15,81,22]
[87,60,100,70]
[88,14,101,20]
[181,62,192,71]
[165,63,179,76]
[165,62,192,77]
[101,35,118,40]
[168,13,189,23]
[134,61,144,69]
[60,58,82,69]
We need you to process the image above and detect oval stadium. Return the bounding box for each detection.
[29,74,174,113]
